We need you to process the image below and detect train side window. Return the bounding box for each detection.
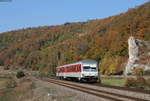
[62,67,64,72]
[66,66,76,72]
[83,66,90,71]
[76,65,78,71]
[57,68,61,73]
[77,65,81,71]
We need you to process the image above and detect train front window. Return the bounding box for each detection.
[91,67,97,72]
[83,66,90,71]
[83,66,97,72]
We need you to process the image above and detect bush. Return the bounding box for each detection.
[127,72,132,76]
[124,77,146,89]
[133,68,144,76]
[38,72,55,78]
[16,71,25,78]
[135,77,146,89]
[4,66,9,70]
[144,70,150,75]
[5,79,17,88]
[146,78,150,88]
[124,78,136,87]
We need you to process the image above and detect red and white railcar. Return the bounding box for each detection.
[56,60,98,82]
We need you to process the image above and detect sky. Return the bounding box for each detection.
[0,0,149,33]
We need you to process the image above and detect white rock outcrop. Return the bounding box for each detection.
[124,36,150,75]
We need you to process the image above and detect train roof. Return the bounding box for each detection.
[79,60,97,64]
[57,60,97,68]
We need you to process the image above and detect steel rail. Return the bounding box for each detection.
[42,78,149,101]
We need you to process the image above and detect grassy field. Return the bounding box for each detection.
[101,78,125,86]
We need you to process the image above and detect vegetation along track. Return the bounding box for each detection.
[40,77,150,101]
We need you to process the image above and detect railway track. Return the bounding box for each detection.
[93,83,150,94]
[41,77,150,101]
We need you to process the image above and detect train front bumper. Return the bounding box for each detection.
[81,76,98,82]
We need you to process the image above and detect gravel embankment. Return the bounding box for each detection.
[32,78,110,101]
[60,80,150,101]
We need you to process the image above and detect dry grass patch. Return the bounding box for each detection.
[0,77,36,101]
[0,78,8,89]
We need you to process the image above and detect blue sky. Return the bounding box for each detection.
[0,0,149,33]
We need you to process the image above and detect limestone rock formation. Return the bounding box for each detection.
[124,36,150,75]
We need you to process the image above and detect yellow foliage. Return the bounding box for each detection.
[100,55,121,75]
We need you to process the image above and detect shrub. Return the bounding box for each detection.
[146,78,150,88]
[135,77,146,89]
[38,72,55,78]
[5,79,17,88]
[127,72,132,76]
[133,68,144,76]
[16,71,25,78]
[124,78,136,87]
[124,77,147,89]
[4,66,9,70]
[144,70,150,75]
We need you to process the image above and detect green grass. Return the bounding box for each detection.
[101,78,125,86]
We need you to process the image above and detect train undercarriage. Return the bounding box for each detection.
[57,76,98,83]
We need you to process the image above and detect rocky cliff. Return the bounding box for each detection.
[125,36,150,75]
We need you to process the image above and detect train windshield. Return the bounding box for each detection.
[91,67,97,72]
[83,66,97,72]
[83,66,90,71]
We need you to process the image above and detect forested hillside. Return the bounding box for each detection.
[0,2,150,75]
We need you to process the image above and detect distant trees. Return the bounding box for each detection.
[76,39,89,56]
[64,22,71,25]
